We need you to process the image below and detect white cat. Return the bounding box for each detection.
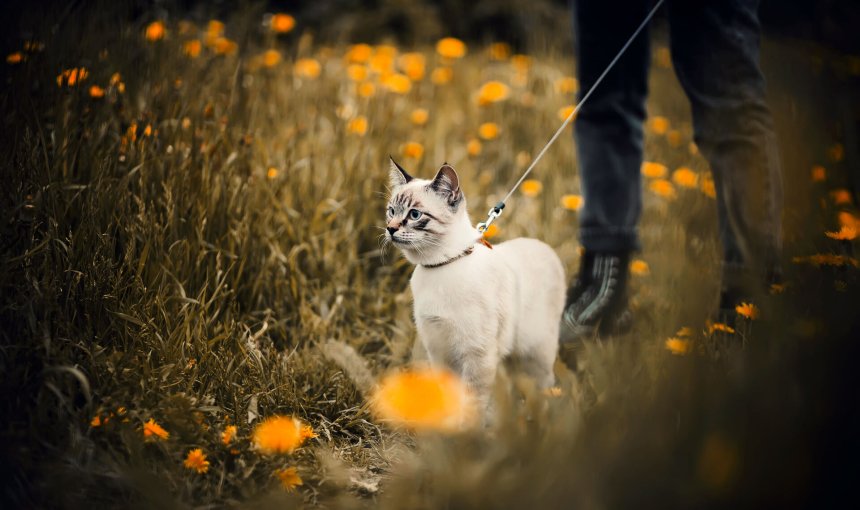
[385,157,566,414]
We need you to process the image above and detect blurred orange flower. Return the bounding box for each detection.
[672,167,698,188]
[557,105,577,122]
[648,115,669,135]
[371,367,475,431]
[826,225,857,241]
[347,116,368,136]
[345,43,372,63]
[267,167,279,179]
[649,179,676,199]
[222,425,237,445]
[381,73,412,94]
[665,337,691,355]
[56,67,88,87]
[6,52,23,64]
[467,138,482,157]
[271,13,296,33]
[369,53,394,74]
[346,64,368,82]
[521,179,542,197]
[511,54,532,72]
[300,424,317,440]
[554,76,579,94]
[91,415,103,427]
[838,211,859,230]
[735,302,759,320]
[143,418,169,440]
[89,85,105,98]
[410,108,429,126]
[483,223,499,238]
[261,49,281,68]
[641,161,668,179]
[701,175,716,199]
[184,40,202,58]
[560,194,583,211]
[398,52,426,81]
[275,467,303,491]
[402,141,424,159]
[666,129,682,147]
[431,67,453,85]
[707,321,736,335]
[630,259,650,276]
[294,58,321,79]
[184,448,210,473]
[253,416,307,455]
[477,81,510,105]
[357,82,375,98]
[828,143,844,162]
[436,37,466,59]
[213,37,237,56]
[478,122,500,140]
[830,189,853,205]
[488,42,511,60]
[145,21,166,42]
[811,165,826,182]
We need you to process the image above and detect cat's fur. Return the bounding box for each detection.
[385,157,566,414]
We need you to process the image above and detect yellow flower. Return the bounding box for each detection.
[811,165,826,182]
[641,161,668,178]
[666,129,683,147]
[401,142,424,159]
[397,52,426,81]
[792,254,859,267]
[347,116,368,136]
[477,81,510,106]
[510,54,532,72]
[649,179,676,200]
[346,64,368,82]
[143,418,169,440]
[345,43,372,63]
[206,20,225,40]
[213,37,237,56]
[557,104,577,122]
[381,73,412,94]
[700,175,716,199]
[554,76,578,94]
[267,167,279,179]
[270,13,296,33]
[357,82,375,98]
[184,39,202,58]
[560,194,583,211]
[665,337,691,355]
[275,467,303,491]
[676,327,693,337]
[431,67,453,85]
[410,108,429,126]
[826,225,857,241]
[371,367,475,431]
[300,424,318,440]
[830,189,853,205]
[735,302,759,320]
[6,52,24,64]
[261,49,281,68]
[56,67,88,87]
[294,58,321,79]
[828,143,844,162]
[89,85,105,98]
[630,259,650,276]
[91,415,102,427]
[483,223,499,238]
[672,167,698,188]
[145,21,166,42]
[520,179,542,197]
[436,37,466,59]
[478,122,500,140]
[655,46,672,68]
[375,44,397,58]
[369,53,394,74]
[838,211,860,231]
[183,448,210,474]
[648,115,670,135]
[467,138,482,157]
[253,416,307,455]
[222,425,237,445]
[706,321,736,335]
[142,124,152,137]
[488,42,511,60]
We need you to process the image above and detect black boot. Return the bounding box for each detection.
[560,251,633,343]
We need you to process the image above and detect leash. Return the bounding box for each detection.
[476,0,666,233]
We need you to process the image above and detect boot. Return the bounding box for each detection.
[560,251,633,343]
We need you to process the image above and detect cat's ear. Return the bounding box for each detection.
[430,163,462,207]
[388,156,413,188]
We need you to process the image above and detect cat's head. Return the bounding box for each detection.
[385,157,474,264]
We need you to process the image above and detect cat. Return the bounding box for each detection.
[385,157,566,417]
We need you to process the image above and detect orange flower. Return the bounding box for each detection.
[401,142,424,159]
[369,53,394,74]
[346,64,368,82]
[520,179,542,197]
[467,138,482,157]
[89,85,105,98]
[347,116,368,136]
[410,108,429,126]
[143,418,169,440]
[478,122,500,140]
[261,49,281,68]
[838,211,860,231]
[488,42,511,60]
[666,129,683,147]
[735,302,759,320]
[275,467,303,491]
[672,167,698,188]
[649,179,676,199]
[641,161,668,178]
[700,175,716,199]
[630,259,649,276]
[270,13,296,33]
[826,225,857,241]
[483,223,499,239]
[665,337,691,355]
[213,37,237,56]
[811,165,826,182]
[828,143,844,162]
[145,21,166,42]
[267,167,279,179]
[510,54,532,72]
[554,76,578,94]
[294,58,321,79]
[56,67,88,87]
[792,254,859,267]
[221,425,237,445]
[431,67,453,85]
[397,52,426,81]
[477,81,510,106]
[300,424,318,440]
[183,448,210,474]
[357,82,375,98]
[648,115,670,135]
[557,105,577,122]
[676,327,693,337]
[6,52,23,64]
[184,39,202,58]
[830,189,853,205]
[253,416,307,454]
[345,43,372,63]
[371,367,475,431]
[91,415,103,427]
[560,194,583,211]
[707,321,736,335]
[689,142,699,155]
[436,37,466,59]
[381,73,411,94]
[206,20,225,40]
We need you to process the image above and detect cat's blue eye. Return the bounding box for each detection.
[387,206,394,216]
[408,209,422,220]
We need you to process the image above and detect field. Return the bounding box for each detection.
[2,5,859,508]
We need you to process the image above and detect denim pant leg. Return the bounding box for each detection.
[668,0,784,289]
[572,0,652,253]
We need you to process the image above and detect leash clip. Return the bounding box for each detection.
[476,202,505,233]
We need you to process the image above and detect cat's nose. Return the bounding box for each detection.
[387,226,398,236]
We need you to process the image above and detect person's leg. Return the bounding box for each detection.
[668,0,784,311]
[561,0,652,342]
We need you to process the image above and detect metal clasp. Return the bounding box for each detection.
[476,202,505,233]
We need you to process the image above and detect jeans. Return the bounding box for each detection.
[572,0,783,289]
